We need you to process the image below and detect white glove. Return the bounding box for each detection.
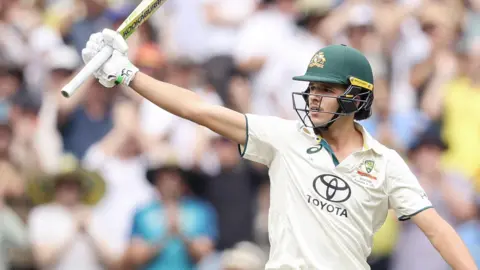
[82,29,139,88]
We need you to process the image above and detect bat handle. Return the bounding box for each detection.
[61,46,114,98]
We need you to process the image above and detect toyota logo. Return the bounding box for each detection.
[313,174,351,203]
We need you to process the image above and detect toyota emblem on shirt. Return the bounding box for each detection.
[313,174,352,203]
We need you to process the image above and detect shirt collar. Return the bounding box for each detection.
[297,121,385,155]
[354,122,385,155]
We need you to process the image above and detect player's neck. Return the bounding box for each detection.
[317,120,363,154]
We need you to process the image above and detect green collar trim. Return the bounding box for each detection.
[319,139,340,167]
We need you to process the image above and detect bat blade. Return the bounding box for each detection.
[117,0,168,39]
[61,0,168,98]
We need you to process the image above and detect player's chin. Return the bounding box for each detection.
[309,112,330,125]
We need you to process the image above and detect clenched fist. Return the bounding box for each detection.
[82,29,139,88]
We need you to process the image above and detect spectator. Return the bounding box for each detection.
[202,0,257,105]
[0,64,23,101]
[58,78,115,160]
[34,45,82,174]
[0,194,29,270]
[432,38,480,180]
[252,0,330,119]
[27,154,117,270]
[200,134,266,251]
[8,91,43,173]
[82,99,155,258]
[233,0,297,115]
[0,110,25,200]
[123,160,218,270]
[390,124,477,270]
[139,57,223,170]
[0,115,29,270]
[66,0,112,55]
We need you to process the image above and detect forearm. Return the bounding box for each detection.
[130,72,204,121]
[98,129,130,157]
[429,221,477,270]
[125,238,167,267]
[34,235,76,267]
[409,59,434,89]
[85,232,119,268]
[420,75,449,120]
[180,235,214,263]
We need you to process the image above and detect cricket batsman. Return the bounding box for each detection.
[81,29,477,269]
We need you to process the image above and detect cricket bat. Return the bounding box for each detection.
[61,0,168,98]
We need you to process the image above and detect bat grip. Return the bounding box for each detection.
[61,46,114,98]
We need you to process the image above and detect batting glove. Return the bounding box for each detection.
[81,29,139,88]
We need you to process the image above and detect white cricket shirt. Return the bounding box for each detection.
[239,114,432,270]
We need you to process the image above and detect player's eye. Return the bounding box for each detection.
[324,88,334,93]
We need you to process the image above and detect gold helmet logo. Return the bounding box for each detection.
[309,51,326,68]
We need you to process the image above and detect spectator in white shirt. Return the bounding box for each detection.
[83,98,156,257]
[252,0,331,119]
[27,154,117,270]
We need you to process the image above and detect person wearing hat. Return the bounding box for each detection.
[122,159,218,270]
[82,26,477,269]
[390,124,478,270]
[26,154,118,270]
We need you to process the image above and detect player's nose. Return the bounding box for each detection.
[309,94,321,106]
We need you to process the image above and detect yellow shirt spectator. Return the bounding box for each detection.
[442,77,480,179]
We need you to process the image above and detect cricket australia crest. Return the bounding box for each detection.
[365,160,375,173]
[309,52,326,68]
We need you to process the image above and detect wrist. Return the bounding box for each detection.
[115,64,139,87]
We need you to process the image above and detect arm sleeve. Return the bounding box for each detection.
[238,114,285,167]
[386,150,433,221]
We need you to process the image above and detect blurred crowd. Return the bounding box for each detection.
[0,0,479,269]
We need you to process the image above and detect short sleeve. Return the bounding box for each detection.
[386,150,433,221]
[238,114,286,167]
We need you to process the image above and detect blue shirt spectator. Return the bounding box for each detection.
[130,198,218,270]
[126,163,218,270]
[60,106,113,159]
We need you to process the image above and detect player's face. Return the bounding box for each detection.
[307,82,344,126]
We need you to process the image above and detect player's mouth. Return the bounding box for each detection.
[309,106,322,116]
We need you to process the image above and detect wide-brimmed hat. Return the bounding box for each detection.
[145,157,206,197]
[27,154,106,205]
[146,160,187,186]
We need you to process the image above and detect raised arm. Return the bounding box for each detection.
[81,29,247,146]
[130,72,247,145]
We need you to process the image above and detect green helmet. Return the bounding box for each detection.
[292,44,374,129]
